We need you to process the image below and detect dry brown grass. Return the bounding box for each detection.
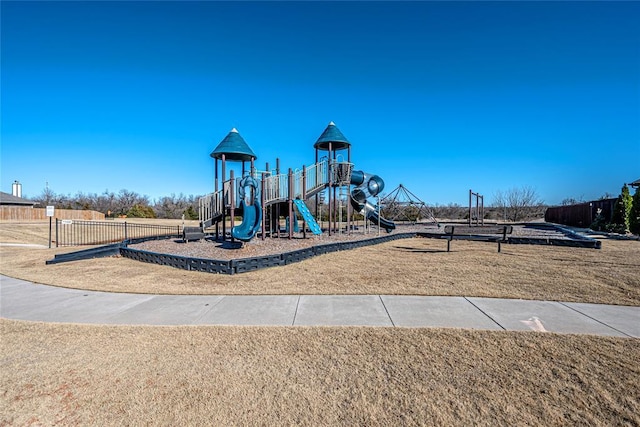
[1,319,638,426]
[2,222,639,425]
[1,232,638,305]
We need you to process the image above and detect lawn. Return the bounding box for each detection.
[2,321,639,425]
[1,221,638,305]
[1,220,639,425]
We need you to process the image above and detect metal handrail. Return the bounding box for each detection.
[263,173,288,205]
[305,159,329,196]
[198,189,224,227]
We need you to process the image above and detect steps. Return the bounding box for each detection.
[293,199,322,235]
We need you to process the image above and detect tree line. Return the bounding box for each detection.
[30,188,200,220]
[28,185,551,223]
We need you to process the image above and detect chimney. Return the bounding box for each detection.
[12,181,22,198]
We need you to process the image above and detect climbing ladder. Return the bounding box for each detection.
[293,199,322,235]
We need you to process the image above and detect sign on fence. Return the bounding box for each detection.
[61,220,73,225]
[46,206,55,217]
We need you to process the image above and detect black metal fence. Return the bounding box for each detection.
[55,219,181,247]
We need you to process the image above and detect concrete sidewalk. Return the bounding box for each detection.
[1,275,638,337]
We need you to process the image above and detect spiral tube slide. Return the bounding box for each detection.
[350,170,396,232]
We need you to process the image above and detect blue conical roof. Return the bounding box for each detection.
[210,128,257,161]
[314,121,351,151]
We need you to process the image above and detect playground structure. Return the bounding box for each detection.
[468,189,484,226]
[198,122,396,243]
[380,184,439,226]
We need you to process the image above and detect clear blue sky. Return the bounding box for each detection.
[2,1,639,206]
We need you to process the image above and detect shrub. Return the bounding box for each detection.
[127,204,156,218]
[630,187,640,235]
[610,184,632,233]
[590,208,607,231]
[184,206,199,220]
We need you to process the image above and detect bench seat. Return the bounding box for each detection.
[183,226,205,242]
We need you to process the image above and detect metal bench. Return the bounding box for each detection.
[443,225,513,253]
[182,226,205,243]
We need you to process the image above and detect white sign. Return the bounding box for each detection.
[46,206,55,217]
[61,220,73,225]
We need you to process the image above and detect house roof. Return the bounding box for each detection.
[0,192,37,206]
[210,128,257,162]
[629,178,640,188]
[314,121,351,151]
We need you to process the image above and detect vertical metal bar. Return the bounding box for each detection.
[222,155,227,241]
[275,158,280,239]
[215,158,219,240]
[230,169,235,242]
[55,218,59,247]
[328,143,333,236]
[347,146,352,235]
[288,168,293,239]
[469,189,472,226]
[302,165,307,239]
[261,172,266,240]
[314,149,319,219]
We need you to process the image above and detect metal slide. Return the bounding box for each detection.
[361,201,396,232]
[350,170,396,232]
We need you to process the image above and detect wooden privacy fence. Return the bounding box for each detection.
[544,198,616,228]
[0,207,105,221]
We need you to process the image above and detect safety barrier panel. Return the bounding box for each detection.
[116,232,416,275]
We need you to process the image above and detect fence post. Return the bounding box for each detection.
[261,172,266,240]
[469,189,472,226]
[288,168,294,240]
[124,221,128,241]
[55,218,59,248]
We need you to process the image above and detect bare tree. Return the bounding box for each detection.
[153,193,200,219]
[115,189,150,216]
[95,190,117,215]
[31,187,72,209]
[493,186,544,222]
[561,196,585,206]
[32,186,56,207]
[73,191,95,210]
